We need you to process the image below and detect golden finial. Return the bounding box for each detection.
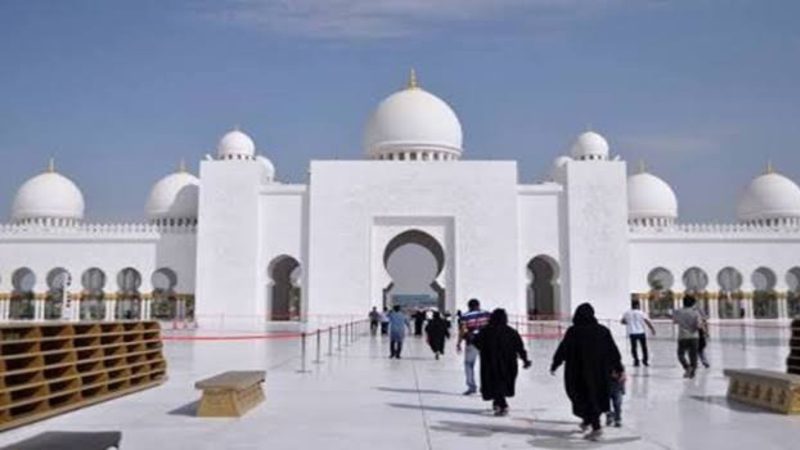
[178,159,187,173]
[765,159,775,174]
[407,68,419,89]
[637,159,647,174]
[47,157,55,173]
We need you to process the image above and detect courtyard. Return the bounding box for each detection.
[0,322,796,450]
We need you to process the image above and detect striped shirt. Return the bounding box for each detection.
[459,309,490,344]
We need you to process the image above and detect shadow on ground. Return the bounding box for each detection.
[690,395,768,414]
[168,400,200,416]
[430,420,642,448]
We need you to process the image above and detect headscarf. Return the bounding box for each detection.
[572,302,598,326]
[489,308,508,327]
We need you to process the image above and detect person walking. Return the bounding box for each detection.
[621,299,656,367]
[425,311,450,359]
[387,305,411,359]
[369,307,381,336]
[380,307,390,335]
[605,367,626,427]
[472,309,532,416]
[550,303,623,442]
[695,304,711,368]
[413,309,426,336]
[671,295,702,378]
[457,299,491,395]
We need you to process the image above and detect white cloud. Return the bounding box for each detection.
[198,0,623,39]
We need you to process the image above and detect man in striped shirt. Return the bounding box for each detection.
[457,298,491,395]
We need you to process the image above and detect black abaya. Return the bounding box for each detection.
[472,324,528,401]
[550,311,623,422]
[425,317,450,354]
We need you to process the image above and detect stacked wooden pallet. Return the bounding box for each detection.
[0,321,167,431]
[790,318,800,375]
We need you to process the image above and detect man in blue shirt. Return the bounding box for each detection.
[456,298,491,395]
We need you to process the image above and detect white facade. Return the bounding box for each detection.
[2,74,800,328]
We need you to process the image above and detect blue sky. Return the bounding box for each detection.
[1,0,799,221]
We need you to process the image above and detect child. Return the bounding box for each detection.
[606,368,626,427]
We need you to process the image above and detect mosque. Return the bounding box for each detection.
[1,71,799,329]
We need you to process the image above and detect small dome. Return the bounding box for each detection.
[570,131,609,161]
[737,166,800,222]
[217,128,255,160]
[627,170,678,221]
[145,165,199,223]
[550,156,572,180]
[256,155,276,182]
[12,161,85,223]
[364,70,463,161]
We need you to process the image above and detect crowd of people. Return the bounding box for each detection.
[367,293,712,442]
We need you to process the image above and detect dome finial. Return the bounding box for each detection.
[47,157,55,173]
[765,159,775,174]
[637,159,647,174]
[178,159,187,173]
[407,68,419,90]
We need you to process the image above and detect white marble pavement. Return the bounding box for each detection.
[0,325,797,450]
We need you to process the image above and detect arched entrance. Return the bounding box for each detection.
[81,268,106,320]
[382,230,445,311]
[116,267,142,320]
[151,268,178,320]
[647,267,674,319]
[10,267,36,320]
[787,267,800,318]
[752,267,778,318]
[717,267,743,319]
[682,267,709,316]
[45,267,71,320]
[526,255,559,319]
[269,255,302,321]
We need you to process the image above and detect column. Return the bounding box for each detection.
[708,292,719,320]
[777,292,789,320]
[33,293,46,321]
[141,294,152,320]
[0,294,9,321]
[105,293,117,321]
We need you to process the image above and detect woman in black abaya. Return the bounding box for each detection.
[550,303,623,441]
[472,309,532,416]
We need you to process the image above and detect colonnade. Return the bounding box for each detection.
[0,292,194,322]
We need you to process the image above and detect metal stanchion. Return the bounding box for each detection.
[345,323,350,346]
[297,332,310,373]
[328,327,333,356]
[337,324,342,351]
[313,329,323,364]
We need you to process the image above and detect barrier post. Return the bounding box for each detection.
[313,329,322,364]
[328,327,333,356]
[297,332,309,373]
[337,324,342,351]
[345,323,350,346]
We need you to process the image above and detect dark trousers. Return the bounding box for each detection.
[629,333,648,364]
[609,383,623,422]
[380,322,388,335]
[370,320,379,335]
[390,339,403,358]
[677,338,699,370]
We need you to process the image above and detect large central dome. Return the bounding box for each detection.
[363,70,463,161]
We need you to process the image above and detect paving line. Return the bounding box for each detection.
[411,358,435,450]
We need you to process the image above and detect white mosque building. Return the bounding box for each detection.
[1,72,799,329]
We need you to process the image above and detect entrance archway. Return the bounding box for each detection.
[717,267,743,319]
[116,267,142,320]
[647,267,674,318]
[752,267,778,318]
[151,268,178,320]
[682,267,709,315]
[10,267,36,320]
[81,268,106,320]
[787,267,800,318]
[526,255,559,319]
[269,255,302,321]
[382,230,445,311]
[46,267,71,320]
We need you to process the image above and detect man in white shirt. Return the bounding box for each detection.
[621,299,656,367]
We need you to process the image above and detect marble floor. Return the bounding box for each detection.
[0,323,797,450]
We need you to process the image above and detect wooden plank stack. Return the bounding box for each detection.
[789,318,800,375]
[0,321,167,431]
